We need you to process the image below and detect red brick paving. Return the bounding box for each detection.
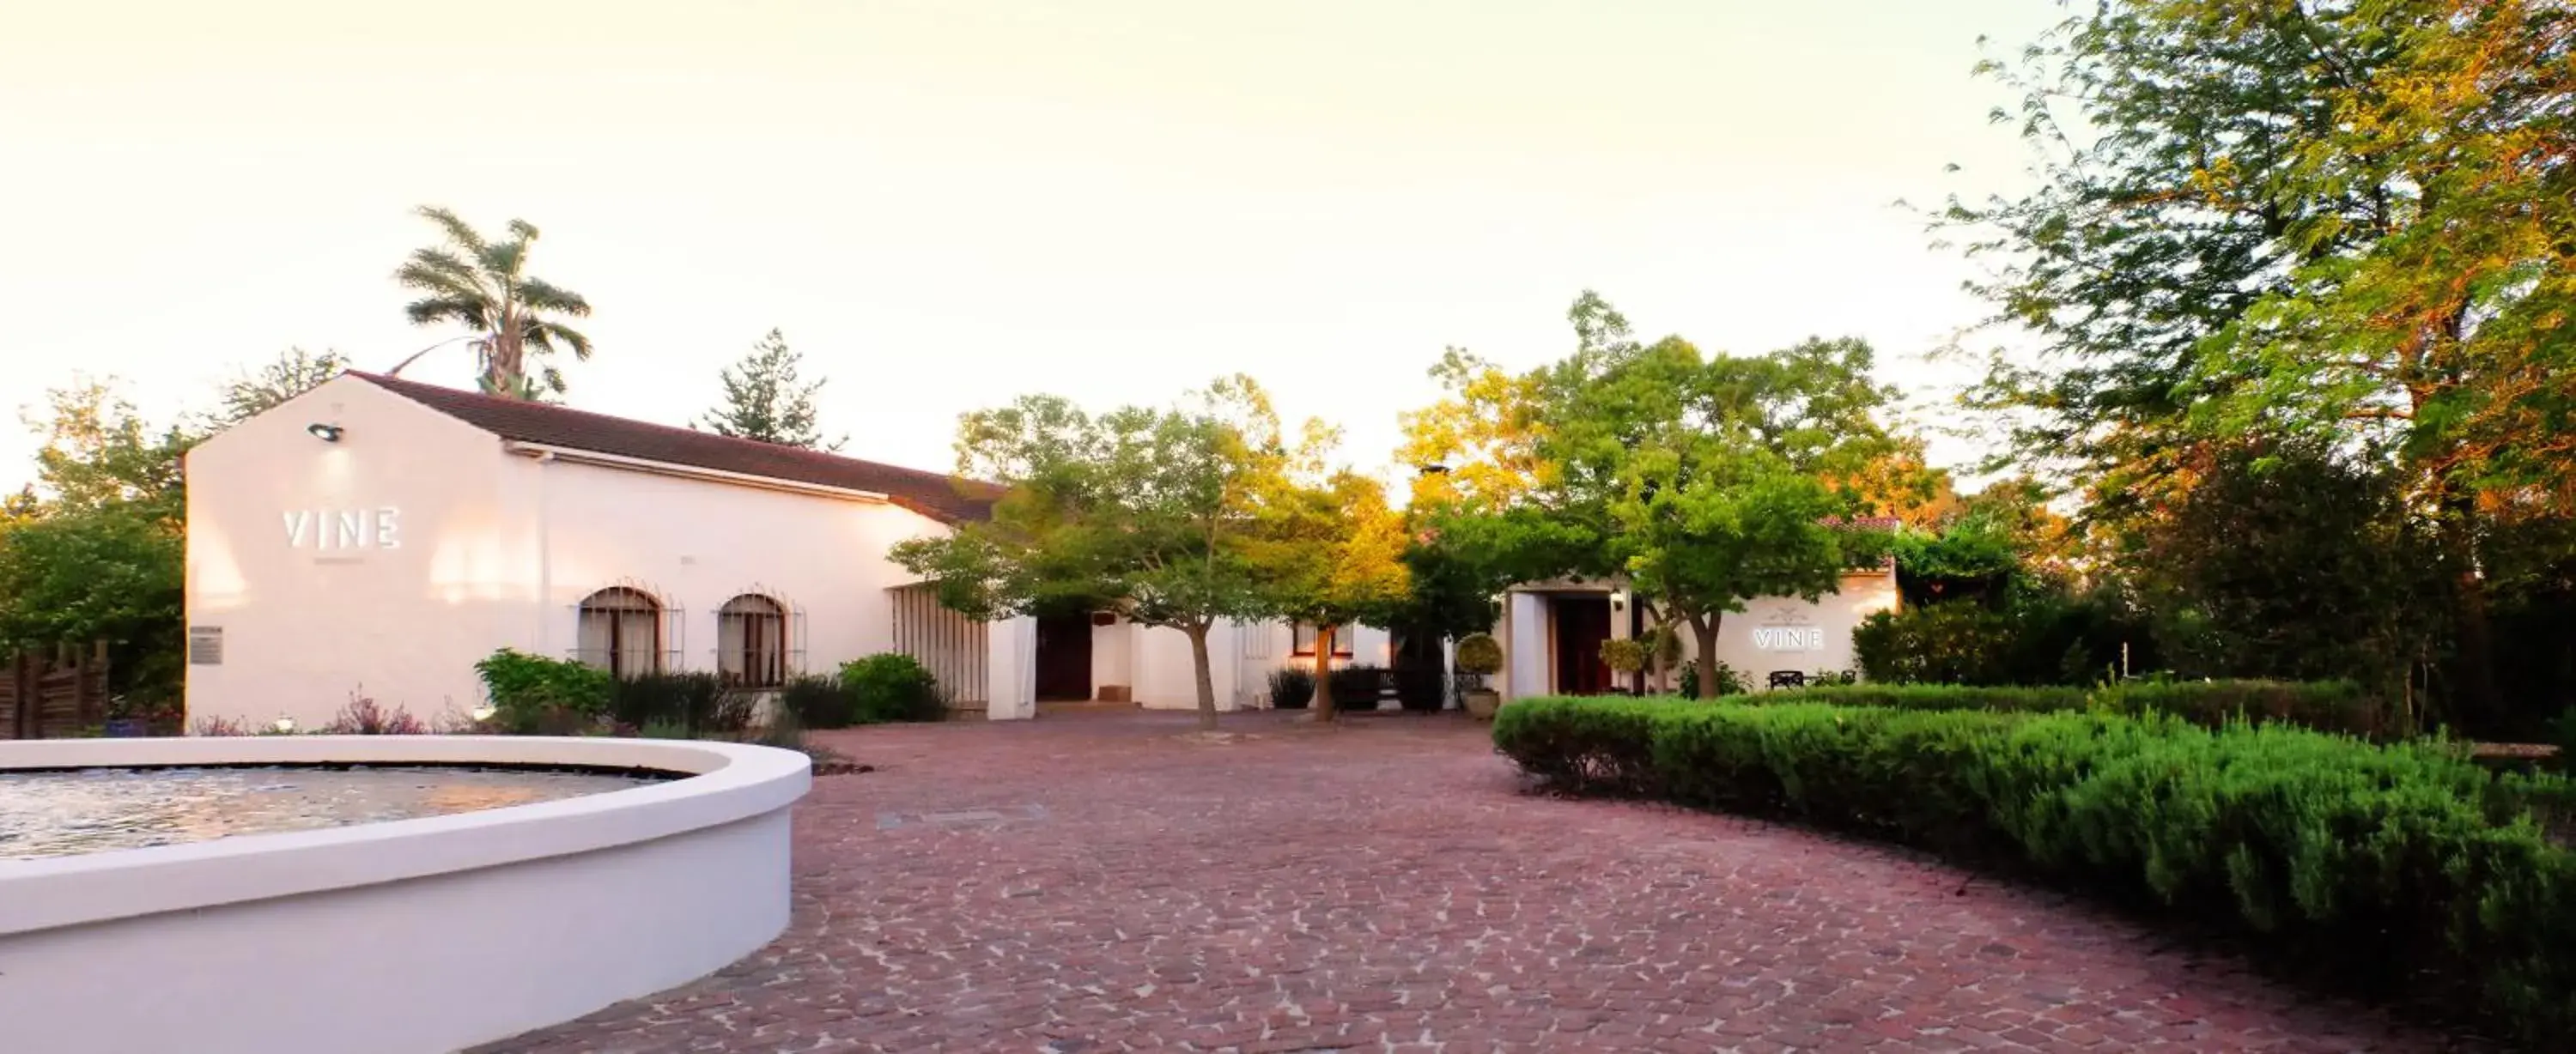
[475,711,2484,1053]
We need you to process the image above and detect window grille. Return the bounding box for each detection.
[716,593,788,688]
[575,585,667,678]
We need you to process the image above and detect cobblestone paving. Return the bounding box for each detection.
[477,711,2482,1053]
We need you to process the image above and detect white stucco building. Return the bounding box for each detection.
[185,373,1402,730]
[1487,561,1899,701]
[183,373,1888,730]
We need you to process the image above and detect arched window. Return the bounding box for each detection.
[577,587,663,678]
[718,594,787,688]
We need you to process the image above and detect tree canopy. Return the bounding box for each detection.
[393,205,593,400]
[1244,461,1411,719]
[0,379,193,707]
[892,377,1295,728]
[1941,0,2576,726]
[1405,292,1903,697]
[696,330,847,450]
[214,348,348,427]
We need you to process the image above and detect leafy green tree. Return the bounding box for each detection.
[892,377,1291,730]
[1944,1,2576,726]
[696,330,847,450]
[1407,293,1904,698]
[392,205,593,399]
[1246,468,1410,720]
[2134,439,2439,694]
[21,377,194,522]
[1890,511,2020,608]
[215,348,348,427]
[1,378,196,706]
[1548,325,1899,697]
[0,506,185,706]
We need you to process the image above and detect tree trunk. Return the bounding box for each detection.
[1689,611,1720,700]
[1309,624,1339,722]
[1642,601,1672,694]
[2438,508,2501,732]
[1186,621,1218,731]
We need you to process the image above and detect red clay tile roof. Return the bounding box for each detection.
[351,373,999,524]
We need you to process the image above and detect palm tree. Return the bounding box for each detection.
[391,206,593,398]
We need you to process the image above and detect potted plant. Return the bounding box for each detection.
[1455,633,1504,718]
[1599,638,1647,696]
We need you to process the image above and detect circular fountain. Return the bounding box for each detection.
[0,735,811,1054]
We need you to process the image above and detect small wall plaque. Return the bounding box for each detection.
[187,626,224,665]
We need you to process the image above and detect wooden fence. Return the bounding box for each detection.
[3,642,112,739]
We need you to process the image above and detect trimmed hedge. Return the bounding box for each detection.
[1758,679,2397,738]
[1492,698,2576,1044]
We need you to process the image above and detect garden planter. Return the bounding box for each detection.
[1462,688,1502,719]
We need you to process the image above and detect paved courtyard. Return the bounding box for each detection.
[480,711,2482,1053]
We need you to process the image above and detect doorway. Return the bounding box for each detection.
[1389,626,1447,710]
[1033,612,1094,702]
[1551,596,1613,695]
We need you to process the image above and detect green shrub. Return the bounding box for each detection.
[1330,663,1386,710]
[1392,665,1447,712]
[1854,585,2154,689]
[473,648,613,734]
[1852,603,2021,685]
[599,671,763,736]
[1492,696,2576,1045]
[781,674,850,729]
[1763,679,2394,738]
[1598,639,1647,677]
[1267,666,1315,710]
[1677,659,1745,700]
[1453,633,1504,676]
[838,653,946,724]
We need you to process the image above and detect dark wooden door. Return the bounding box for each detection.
[1552,596,1613,695]
[1033,613,1093,701]
[1389,627,1447,710]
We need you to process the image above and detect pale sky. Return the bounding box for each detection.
[1,0,2063,493]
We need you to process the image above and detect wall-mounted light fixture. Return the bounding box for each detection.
[307,423,344,443]
[1609,590,1628,611]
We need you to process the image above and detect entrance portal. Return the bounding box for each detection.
[1032,613,1093,702]
[1551,596,1613,695]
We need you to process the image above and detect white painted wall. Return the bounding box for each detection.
[1492,570,1899,700]
[1129,620,1239,710]
[185,375,983,731]
[1691,569,1898,685]
[1091,616,1134,698]
[520,451,946,675]
[1108,619,1400,711]
[1504,591,1548,700]
[986,615,1036,720]
[187,378,526,730]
